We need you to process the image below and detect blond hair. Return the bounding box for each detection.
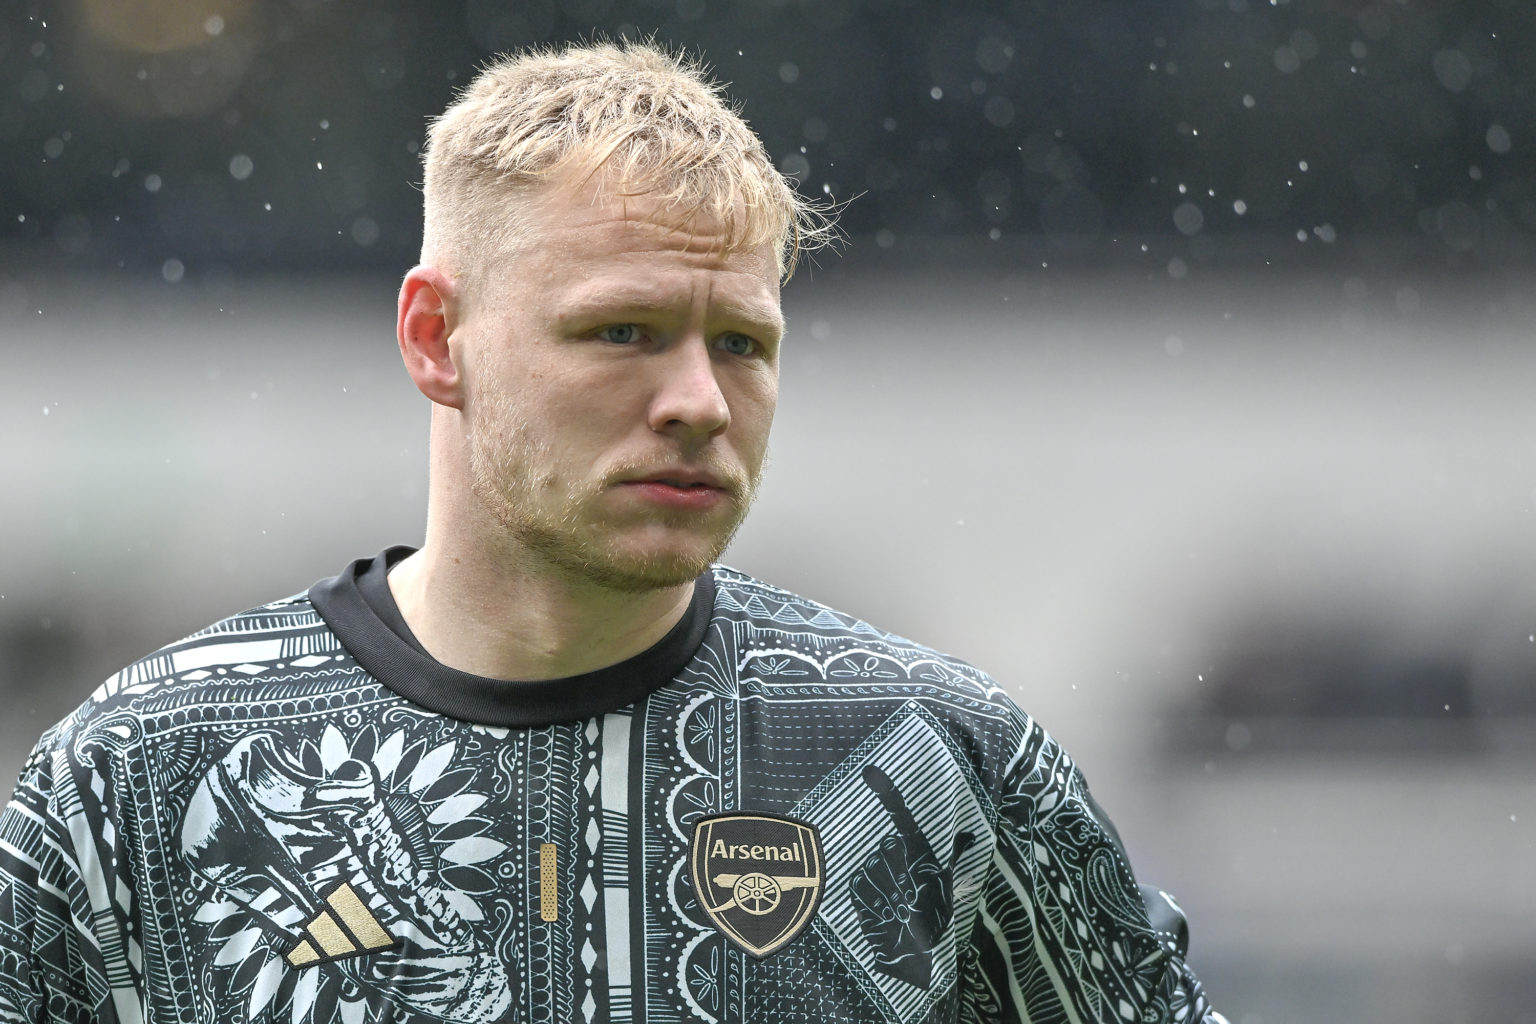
[421,40,835,282]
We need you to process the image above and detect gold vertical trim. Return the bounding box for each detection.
[539,843,558,922]
[327,882,395,950]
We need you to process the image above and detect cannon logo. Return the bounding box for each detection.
[690,813,823,958]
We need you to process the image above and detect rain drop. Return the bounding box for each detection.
[350,217,380,247]
[1173,202,1205,236]
[161,258,185,284]
[229,154,254,180]
[1432,50,1473,94]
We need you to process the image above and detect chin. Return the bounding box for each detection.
[571,548,716,593]
[527,528,727,595]
[568,517,742,594]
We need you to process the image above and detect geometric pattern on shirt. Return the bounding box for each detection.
[0,564,1225,1024]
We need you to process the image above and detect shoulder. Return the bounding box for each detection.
[709,564,1026,724]
[39,589,353,761]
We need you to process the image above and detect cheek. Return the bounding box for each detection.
[732,378,778,451]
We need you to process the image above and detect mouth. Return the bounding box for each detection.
[621,469,730,492]
[616,470,734,510]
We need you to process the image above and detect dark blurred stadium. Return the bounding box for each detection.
[5,0,1536,273]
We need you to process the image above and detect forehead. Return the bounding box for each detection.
[508,178,782,316]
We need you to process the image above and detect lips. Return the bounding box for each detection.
[618,471,732,510]
[622,468,730,492]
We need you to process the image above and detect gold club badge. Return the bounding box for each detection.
[690,813,824,958]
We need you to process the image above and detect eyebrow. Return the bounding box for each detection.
[559,284,784,337]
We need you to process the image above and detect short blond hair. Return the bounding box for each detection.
[421,40,835,282]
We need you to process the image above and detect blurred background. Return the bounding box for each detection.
[3,1,1534,1020]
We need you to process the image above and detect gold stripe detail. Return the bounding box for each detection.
[305,911,356,957]
[327,882,395,950]
[285,940,320,967]
[539,843,558,922]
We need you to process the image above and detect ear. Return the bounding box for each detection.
[397,266,464,409]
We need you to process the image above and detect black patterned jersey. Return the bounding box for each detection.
[0,549,1224,1024]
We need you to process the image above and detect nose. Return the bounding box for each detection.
[647,338,730,440]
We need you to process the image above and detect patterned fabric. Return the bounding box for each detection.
[0,561,1224,1024]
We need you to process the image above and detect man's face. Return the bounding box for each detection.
[454,179,783,593]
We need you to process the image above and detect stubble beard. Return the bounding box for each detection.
[465,385,760,595]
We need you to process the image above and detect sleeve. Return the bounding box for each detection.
[959,707,1226,1024]
[0,733,121,1024]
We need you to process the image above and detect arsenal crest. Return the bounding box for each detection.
[690,813,824,958]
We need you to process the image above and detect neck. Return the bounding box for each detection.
[387,538,696,682]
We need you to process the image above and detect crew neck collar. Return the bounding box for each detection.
[309,546,715,726]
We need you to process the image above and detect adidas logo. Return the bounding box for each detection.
[285,881,399,968]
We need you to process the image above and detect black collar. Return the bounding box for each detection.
[308,546,715,726]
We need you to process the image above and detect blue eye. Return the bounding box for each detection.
[718,332,755,356]
[600,324,639,344]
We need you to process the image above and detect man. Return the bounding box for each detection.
[0,41,1224,1024]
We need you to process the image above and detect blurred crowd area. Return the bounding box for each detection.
[5,1,1536,1021]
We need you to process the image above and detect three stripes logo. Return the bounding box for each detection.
[285,881,399,968]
